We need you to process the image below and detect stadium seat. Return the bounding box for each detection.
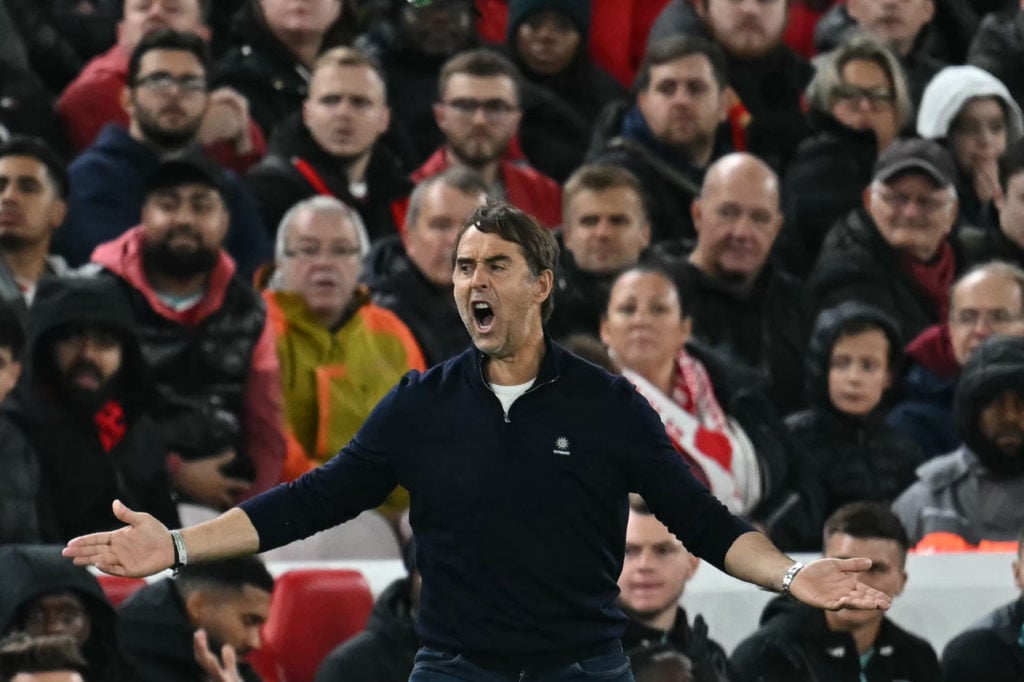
[96,575,147,607]
[250,569,375,682]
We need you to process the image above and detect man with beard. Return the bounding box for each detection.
[587,35,730,245]
[409,48,561,228]
[245,46,411,243]
[644,0,814,175]
[57,29,270,280]
[618,495,733,682]
[10,275,179,542]
[57,0,267,171]
[90,155,284,512]
[0,137,70,311]
[894,334,1024,548]
[117,556,272,682]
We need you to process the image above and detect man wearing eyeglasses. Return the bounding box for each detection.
[57,29,271,282]
[89,154,285,513]
[810,137,962,342]
[262,194,425,501]
[409,48,561,229]
[894,334,1024,549]
[888,262,1024,458]
[57,0,266,172]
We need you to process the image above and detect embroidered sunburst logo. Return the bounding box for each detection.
[553,437,570,455]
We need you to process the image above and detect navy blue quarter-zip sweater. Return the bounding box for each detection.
[241,338,752,660]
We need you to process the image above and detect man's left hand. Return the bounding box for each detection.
[194,629,243,682]
[789,558,891,611]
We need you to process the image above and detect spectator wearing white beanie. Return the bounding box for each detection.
[917,65,1023,232]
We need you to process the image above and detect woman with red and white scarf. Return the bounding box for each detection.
[600,265,762,515]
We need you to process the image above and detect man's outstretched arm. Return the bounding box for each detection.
[724,530,891,611]
[63,500,259,577]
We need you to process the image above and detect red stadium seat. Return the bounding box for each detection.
[96,575,147,607]
[250,569,374,682]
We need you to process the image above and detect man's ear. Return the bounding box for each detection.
[184,590,208,628]
[534,269,554,305]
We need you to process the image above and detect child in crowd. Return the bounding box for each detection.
[771,301,928,551]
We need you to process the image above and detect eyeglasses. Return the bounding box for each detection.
[872,187,952,216]
[442,98,519,120]
[283,244,361,260]
[832,84,895,111]
[949,309,1024,328]
[134,72,207,94]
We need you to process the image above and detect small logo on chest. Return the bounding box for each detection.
[553,436,571,456]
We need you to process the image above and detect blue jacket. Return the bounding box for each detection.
[58,124,271,280]
[241,338,752,660]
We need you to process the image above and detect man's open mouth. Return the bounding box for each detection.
[473,302,495,331]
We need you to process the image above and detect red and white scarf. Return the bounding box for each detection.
[622,350,761,515]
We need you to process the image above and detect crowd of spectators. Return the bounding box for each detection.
[4,0,1024,679]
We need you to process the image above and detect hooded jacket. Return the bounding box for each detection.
[731,595,940,682]
[10,276,179,540]
[893,334,1024,545]
[314,577,418,682]
[0,545,127,681]
[91,228,284,498]
[777,302,926,551]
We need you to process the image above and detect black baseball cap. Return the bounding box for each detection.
[873,138,957,188]
[144,153,230,203]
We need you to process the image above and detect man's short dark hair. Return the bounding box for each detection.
[823,502,910,563]
[438,48,522,102]
[1000,138,1024,195]
[0,301,25,362]
[454,203,559,322]
[128,29,210,86]
[0,136,70,199]
[633,35,728,94]
[563,164,648,223]
[406,167,490,233]
[0,633,88,680]
[175,556,274,596]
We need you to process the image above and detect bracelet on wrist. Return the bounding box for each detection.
[781,561,805,595]
[170,529,188,574]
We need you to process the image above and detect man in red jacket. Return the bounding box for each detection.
[411,48,561,228]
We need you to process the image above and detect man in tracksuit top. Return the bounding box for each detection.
[65,203,893,682]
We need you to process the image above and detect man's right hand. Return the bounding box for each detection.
[63,500,175,577]
[171,451,252,510]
